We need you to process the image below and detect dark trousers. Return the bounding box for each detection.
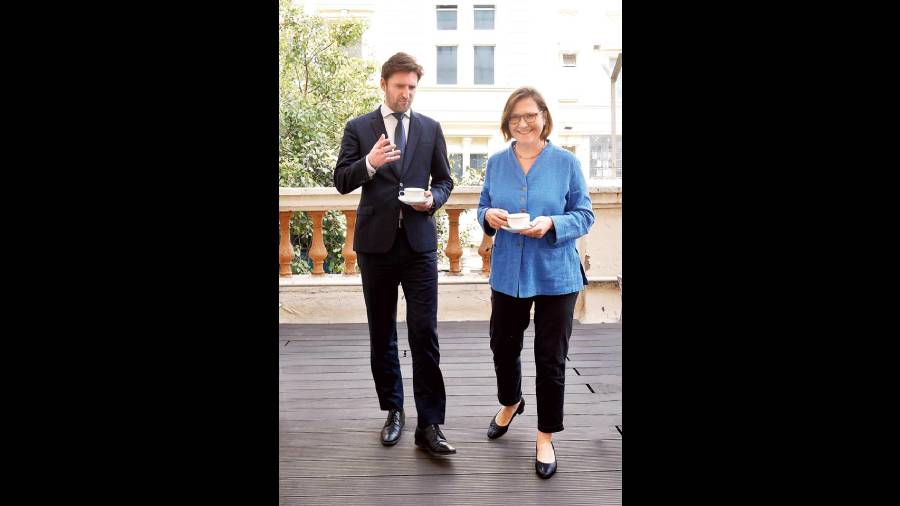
[357,226,446,428]
[490,289,578,433]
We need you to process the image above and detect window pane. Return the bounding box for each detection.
[590,135,622,179]
[474,6,495,30]
[449,153,463,178]
[469,153,487,170]
[436,6,457,30]
[437,46,457,84]
[474,46,494,85]
[563,53,577,66]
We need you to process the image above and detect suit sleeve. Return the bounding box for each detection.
[334,120,372,195]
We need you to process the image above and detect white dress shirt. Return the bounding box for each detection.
[365,104,410,176]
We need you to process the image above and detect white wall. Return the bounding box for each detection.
[304,0,622,183]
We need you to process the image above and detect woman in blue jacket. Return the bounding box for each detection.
[477,87,594,479]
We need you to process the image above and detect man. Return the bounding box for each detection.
[334,52,455,455]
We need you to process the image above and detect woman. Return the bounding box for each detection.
[477,87,594,479]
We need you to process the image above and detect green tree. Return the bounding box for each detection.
[279,3,380,273]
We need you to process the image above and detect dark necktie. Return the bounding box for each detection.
[392,112,406,167]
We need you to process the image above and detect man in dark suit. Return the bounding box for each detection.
[334,52,455,455]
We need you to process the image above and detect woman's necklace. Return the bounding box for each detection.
[514,141,545,160]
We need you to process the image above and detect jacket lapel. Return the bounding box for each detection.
[368,106,388,142]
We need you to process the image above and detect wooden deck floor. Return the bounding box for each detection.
[280,321,622,505]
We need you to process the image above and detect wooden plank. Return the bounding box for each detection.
[279,357,621,368]
[280,489,621,506]
[278,471,622,495]
[278,404,621,422]
[278,368,621,381]
[278,414,623,431]
[278,378,619,390]
[279,429,621,449]
[279,320,621,502]
[279,384,616,398]
[279,391,620,404]
[279,424,621,442]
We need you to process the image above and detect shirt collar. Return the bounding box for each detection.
[381,103,410,120]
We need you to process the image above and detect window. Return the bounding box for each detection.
[562,53,577,67]
[436,5,457,30]
[474,4,495,30]
[449,153,464,178]
[474,46,494,85]
[469,153,487,171]
[436,46,458,84]
[590,135,622,179]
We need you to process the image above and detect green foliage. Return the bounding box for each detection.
[279,4,380,272]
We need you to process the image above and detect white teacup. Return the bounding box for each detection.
[507,213,531,229]
[401,187,425,201]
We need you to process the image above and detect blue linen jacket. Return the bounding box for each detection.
[477,141,595,298]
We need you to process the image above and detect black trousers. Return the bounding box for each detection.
[357,226,446,428]
[490,289,579,433]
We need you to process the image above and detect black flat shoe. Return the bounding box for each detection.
[487,398,525,439]
[381,408,404,446]
[414,424,456,455]
[535,441,557,479]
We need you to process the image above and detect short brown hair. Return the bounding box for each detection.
[381,52,424,82]
[500,87,553,142]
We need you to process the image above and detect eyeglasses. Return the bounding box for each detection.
[508,112,541,125]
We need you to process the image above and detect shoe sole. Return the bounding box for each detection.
[382,437,400,446]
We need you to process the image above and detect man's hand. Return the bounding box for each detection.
[519,216,554,238]
[410,191,434,212]
[367,134,401,169]
[484,208,509,230]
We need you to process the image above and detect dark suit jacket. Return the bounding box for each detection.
[334,107,454,253]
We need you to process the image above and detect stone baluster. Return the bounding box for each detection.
[279,211,294,277]
[478,232,493,274]
[307,211,327,275]
[445,209,463,274]
[342,210,357,275]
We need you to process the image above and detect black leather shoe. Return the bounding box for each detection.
[535,441,558,479]
[381,408,404,446]
[487,398,525,439]
[414,424,456,455]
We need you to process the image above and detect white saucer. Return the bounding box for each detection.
[398,195,428,205]
[501,224,533,233]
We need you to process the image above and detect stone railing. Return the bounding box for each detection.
[279,184,622,322]
[279,186,494,277]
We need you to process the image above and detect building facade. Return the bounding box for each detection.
[303,0,622,183]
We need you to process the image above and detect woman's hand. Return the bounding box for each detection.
[519,216,554,238]
[485,208,509,229]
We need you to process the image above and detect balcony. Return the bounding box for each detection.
[279,184,621,324]
[280,320,622,503]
